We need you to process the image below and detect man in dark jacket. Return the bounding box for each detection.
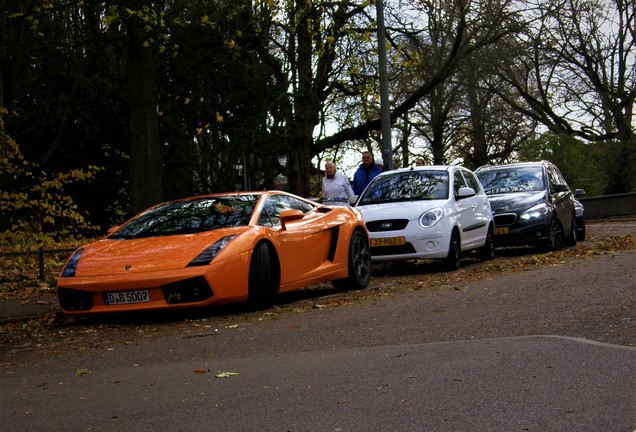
[352,151,382,195]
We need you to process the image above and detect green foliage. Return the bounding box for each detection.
[2,0,632,230]
[159,1,289,198]
[0,109,104,248]
[3,0,130,231]
[595,138,636,194]
[517,133,608,196]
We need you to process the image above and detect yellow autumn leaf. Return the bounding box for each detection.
[215,371,240,378]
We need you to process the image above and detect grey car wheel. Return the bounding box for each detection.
[544,217,564,251]
[576,217,586,241]
[564,213,578,247]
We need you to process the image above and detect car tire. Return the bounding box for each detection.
[544,217,564,251]
[479,226,496,261]
[444,230,461,271]
[564,214,578,247]
[576,218,586,241]
[332,230,372,291]
[248,242,275,309]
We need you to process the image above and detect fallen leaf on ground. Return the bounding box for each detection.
[215,371,240,378]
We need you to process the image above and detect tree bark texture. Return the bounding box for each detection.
[121,4,163,215]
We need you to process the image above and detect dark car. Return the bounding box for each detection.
[475,161,586,250]
[573,196,586,241]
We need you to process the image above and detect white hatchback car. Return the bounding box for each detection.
[353,165,495,270]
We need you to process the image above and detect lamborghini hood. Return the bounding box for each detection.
[73,228,247,277]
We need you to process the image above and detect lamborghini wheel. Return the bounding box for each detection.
[332,230,372,291]
[248,242,275,309]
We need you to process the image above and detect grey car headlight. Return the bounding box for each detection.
[519,203,550,222]
[574,202,584,217]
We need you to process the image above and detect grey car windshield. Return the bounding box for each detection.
[477,167,545,195]
[358,171,449,205]
[109,195,259,239]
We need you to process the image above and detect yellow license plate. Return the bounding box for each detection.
[371,236,406,247]
[494,227,509,235]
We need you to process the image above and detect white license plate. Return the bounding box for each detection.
[104,290,150,305]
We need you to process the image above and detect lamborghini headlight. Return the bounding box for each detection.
[187,235,238,267]
[60,248,84,277]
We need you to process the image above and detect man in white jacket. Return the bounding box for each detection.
[322,161,354,206]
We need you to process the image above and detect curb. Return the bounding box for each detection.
[0,296,59,323]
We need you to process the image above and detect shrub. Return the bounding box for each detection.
[1,109,103,248]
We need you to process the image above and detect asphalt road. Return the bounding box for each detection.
[2,223,635,431]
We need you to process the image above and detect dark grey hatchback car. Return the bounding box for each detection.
[475,161,585,250]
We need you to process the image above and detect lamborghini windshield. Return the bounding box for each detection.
[109,195,259,239]
[358,170,449,205]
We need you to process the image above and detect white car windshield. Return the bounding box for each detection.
[358,171,449,205]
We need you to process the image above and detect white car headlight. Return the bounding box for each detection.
[519,203,550,221]
[419,208,444,227]
[187,234,238,267]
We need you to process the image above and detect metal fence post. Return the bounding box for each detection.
[38,246,45,280]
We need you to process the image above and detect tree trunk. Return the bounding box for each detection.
[288,0,316,197]
[466,77,488,170]
[121,5,163,215]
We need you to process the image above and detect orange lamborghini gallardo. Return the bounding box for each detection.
[57,191,372,314]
